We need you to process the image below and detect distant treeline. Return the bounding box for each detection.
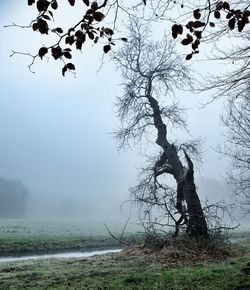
[0,177,29,218]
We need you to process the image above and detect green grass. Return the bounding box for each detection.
[0,219,249,289]
[0,235,122,256]
[0,218,249,257]
[0,218,126,238]
[0,218,137,255]
[0,242,249,289]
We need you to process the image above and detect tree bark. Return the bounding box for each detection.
[147,84,208,237]
[180,153,208,236]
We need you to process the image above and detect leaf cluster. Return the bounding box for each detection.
[27,0,128,75]
[14,0,249,74]
[171,1,250,60]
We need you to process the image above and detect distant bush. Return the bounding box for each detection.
[0,177,29,218]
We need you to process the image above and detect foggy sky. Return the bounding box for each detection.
[0,2,247,226]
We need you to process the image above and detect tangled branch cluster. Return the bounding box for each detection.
[172,1,250,60]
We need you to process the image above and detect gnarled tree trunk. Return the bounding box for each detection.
[178,155,208,236]
[148,88,208,237]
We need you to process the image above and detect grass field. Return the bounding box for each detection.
[0,218,128,237]
[0,219,249,289]
[0,240,249,289]
[0,218,138,256]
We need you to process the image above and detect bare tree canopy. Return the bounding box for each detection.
[114,20,208,237]
[222,93,250,214]
[201,24,250,213]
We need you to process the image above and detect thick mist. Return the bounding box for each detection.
[0,2,248,231]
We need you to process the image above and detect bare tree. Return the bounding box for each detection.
[201,29,250,101]
[201,28,250,214]
[222,95,250,214]
[114,20,208,237]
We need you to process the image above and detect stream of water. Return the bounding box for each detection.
[0,248,122,263]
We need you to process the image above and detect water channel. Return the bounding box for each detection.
[0,248,122,263]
